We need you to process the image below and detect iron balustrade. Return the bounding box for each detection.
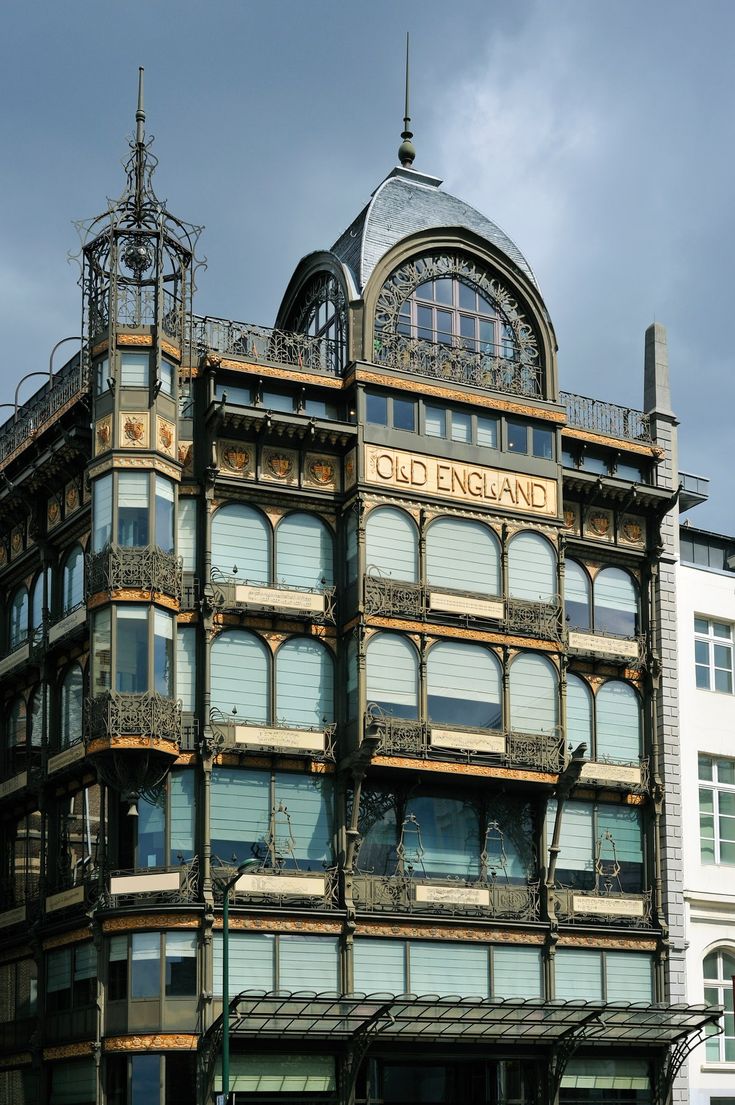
[208,570,336,624]
[548,886,654,928]
[0,354,89,470]
[560,390,652,443]
[101,857,200,909]
[373,332,544,397]
[350,873,541,922]
[87,691,182,745]
[87,544,183,603]
[212,862,340,911]
[190,315,343,376]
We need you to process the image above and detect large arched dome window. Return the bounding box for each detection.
[374,253,542,397]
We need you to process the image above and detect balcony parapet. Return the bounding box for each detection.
[373,333,543,399]
[366,710,565,774]
[578,756,649,794]
[191,316,342,377]
[48,601,87,647]
[208,710,336,761]
[561,391,652,444]
[101,857,199,909]
[213,862,339,911]
[548,886,653,928]
[351,873,540,922]
[87,691,181,748]
[567,629,645,667]
[87,545,182,603]
[0,352,89,473]
[209,570,335,623]
[505,598,563,643]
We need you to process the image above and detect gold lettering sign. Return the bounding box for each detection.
[364,445,557,516]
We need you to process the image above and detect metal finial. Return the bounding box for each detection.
[398,32,416,168]
[136,67,146,146]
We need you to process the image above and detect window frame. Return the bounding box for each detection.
[91,603,175,700]
[699,755,735,865]
[695,616,734,694]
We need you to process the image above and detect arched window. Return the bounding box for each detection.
[288,272,346,374]
[366,634,418,719]
[704,948,735,1061]
[427,642,501,729]
[276,513,334,589]
[28,685,48,748]
[8,586,29,650]
[565,560,591,630]
[510,654,558,734]
[594,568,639,637]
[61,545,85,614]
[7,697,26,749]
[60,666,84,748]
[508,533,556,603]
[365,507,418,581]
[566,673,593,752]
[596,681,641,762]
[211,504,270,583]
[276,639,334,729]
[426,518,500,595]
[405,795,481,878]
[211,630,270,723]
[30,571,48,641]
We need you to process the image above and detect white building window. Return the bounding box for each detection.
[704,947,735,1061]
[695,617,734,693]
[699,755,735,864]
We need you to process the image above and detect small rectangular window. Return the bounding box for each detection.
[116,606,149,694]
[562,447,578,468]
[393,398,416,432]
[304,397,339,419]
[165,933,197,997]
[108,936,128,1002]
[532,427,553,459]
[215,382,252,406]
[695,617,734,694]
[450,411,471,443]
[120,352,150,389]
[581,453,610,475]
[154,610,174,697]
[118,472,149,547]
[507,421,528,453]
[616,460,642,481]
[366,393,388,426]
[94,357,109,396]
[159,360,174,396]
[477,416,498,447]
[92,474,113,552]
[425,405,446,438]
[131,933,160,999]
[261,390,294,413]
[154,476,175,554]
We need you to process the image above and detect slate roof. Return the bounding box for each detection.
[330,167,538,294]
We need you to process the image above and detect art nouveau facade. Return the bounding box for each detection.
[0,85,718,1105]
[678,522,735,1105]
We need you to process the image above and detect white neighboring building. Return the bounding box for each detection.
[679,519,735,1105]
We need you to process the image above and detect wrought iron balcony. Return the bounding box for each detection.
[102,857,199,909]
[207,709,336,760]
[87,691,181,746]
[87,544,182,602]
[504,598,563,643]
[191,315,343,377]
[560,391,652,444]
[213,862,339,911]
[351,873,540,921]
[578,756,650,794]
[567,627,645,666]
[366,710,565,774]
[364,574,425,619]
[373,332,544,397]
[548,886,653,928]
[209,570,336,623]
[0,353,89,471]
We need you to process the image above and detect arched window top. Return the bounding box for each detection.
[374,252,543,399]
[509,652,558,735]
[7,696,26,747]
[427,641,502,729]
[596,679,641,762]
[29,684,48,748]
[276,512,334,589]
[565,560,591,631]
[211,502,270,583]
[276,637,335,728]
[594,567,639,637]
[508,531,557,603]
[366,633,419,719]
[426,517,500,595]
[704,947,735,1062]
[567,673,593,753]
[365,506,418,582]
[61,665,84,749]
[9,586,29,650]
[30,570,49,633]
[287,271,346,375]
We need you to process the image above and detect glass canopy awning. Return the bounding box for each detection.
[218,990,720,1048]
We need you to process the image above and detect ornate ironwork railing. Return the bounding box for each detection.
[190,315,343,377]
[560,391,652,444]
[0,353,89,470]
[212,863,340,911]
[548,886,654,928]
[87,691,181,745]
[209,570,336,623]
[351,873,540,921]
[504,598,564,642]
[87,545,182,602]
[366,710,565,774]
[206,709,336,761]
[373,333,543,397]
[364,573,425,619]
[567,627,646,667]
[100,857,200,909]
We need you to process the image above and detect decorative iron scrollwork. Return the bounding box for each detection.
[189,317,342,377]
[87,691,182,745]
[364,571,425,618]
[504,598,563,642]
[561,390,652,444]
[87,545,183,602]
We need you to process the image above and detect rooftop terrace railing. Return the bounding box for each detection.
[374,332,544,398]
[560,390,652,444]
[0,353,89,471]
[190,315,343,377]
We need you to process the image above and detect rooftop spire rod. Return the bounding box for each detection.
[398,32,416,168]
[134,66,146,217]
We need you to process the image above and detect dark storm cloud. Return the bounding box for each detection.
[0,0,731,530]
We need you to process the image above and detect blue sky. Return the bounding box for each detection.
[1,0,732,531]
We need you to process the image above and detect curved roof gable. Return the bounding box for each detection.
[331,167,538,293]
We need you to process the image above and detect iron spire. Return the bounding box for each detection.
[134,66,146,217]
[398,33,416,168]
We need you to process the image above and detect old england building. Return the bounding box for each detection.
[0,73,720,1105]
